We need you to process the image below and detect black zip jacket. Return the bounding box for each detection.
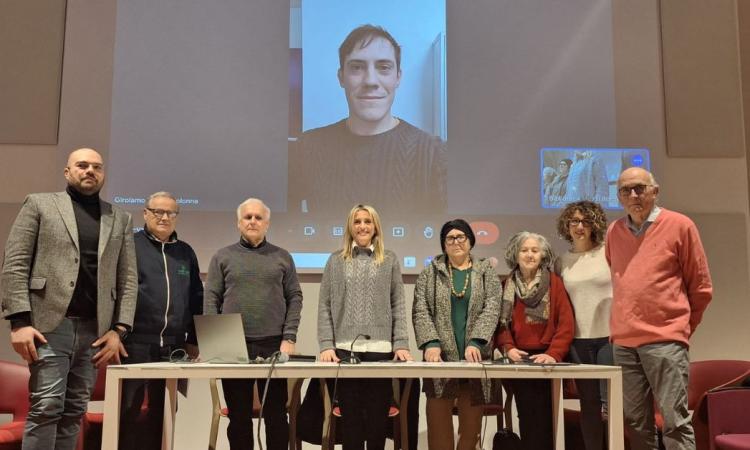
[130,228,203,346]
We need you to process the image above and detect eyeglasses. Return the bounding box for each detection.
[146,208,179,219]
[445,234,468,245]
[568,219,593,228]
[617,184,653,197]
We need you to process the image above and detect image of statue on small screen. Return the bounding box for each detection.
[540,148,651,209]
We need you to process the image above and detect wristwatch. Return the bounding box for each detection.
[113,325,130,341]
[285,338,296,345]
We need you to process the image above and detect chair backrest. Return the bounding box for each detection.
[562,379,579,399]
[689,360,750,450]
[0,360,31,419]
[689,360,750,409]
[706,387,750,450]
[89,364,108,402]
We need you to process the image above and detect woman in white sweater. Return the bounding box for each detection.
[555,201,613,450]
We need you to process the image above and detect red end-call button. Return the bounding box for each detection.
[470,221,499,245]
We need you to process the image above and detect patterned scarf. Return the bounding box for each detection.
[501,268,550,324]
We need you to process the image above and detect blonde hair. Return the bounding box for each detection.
[340,204,385,264]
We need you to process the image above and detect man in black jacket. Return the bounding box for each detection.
[118,191,203,450]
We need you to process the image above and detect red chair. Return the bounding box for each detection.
[706,387,750,450]
[0,360,30,450]
[563,360,750,450]
[688,360,750,450]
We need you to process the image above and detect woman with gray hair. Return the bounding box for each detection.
[494,231,574,450]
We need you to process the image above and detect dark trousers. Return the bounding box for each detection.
[569,337,613,450]
[119,342,180,450]
[398,378,421,450]
[222,337,288,450]
[511,376,553,450]
[334,350,393,450]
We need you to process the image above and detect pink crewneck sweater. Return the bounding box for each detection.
[605,208,712,347]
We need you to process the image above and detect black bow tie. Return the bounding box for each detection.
[353,246,373,257]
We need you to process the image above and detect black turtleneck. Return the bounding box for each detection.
[239,237,267,250]
[65,185,101,319]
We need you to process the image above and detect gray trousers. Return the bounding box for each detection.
[613,342,694,450]
[23,317,98,450]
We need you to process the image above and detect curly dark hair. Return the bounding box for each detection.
[556,201,608,245]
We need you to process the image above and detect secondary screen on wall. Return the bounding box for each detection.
[540,148,651,209]
[106,0,626,273]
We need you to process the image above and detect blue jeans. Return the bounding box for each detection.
[23,317,98,450]
[569,337,613,450]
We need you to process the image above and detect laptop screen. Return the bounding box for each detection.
[193,314,249,364]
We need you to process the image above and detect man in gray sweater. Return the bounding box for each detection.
[204,197,303,450]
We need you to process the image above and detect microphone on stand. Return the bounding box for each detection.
[342,334,370,364]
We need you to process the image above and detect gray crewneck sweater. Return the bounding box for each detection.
[204,239,303,341]
[317,249,409,352]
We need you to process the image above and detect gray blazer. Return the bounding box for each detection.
[1,192,138,336]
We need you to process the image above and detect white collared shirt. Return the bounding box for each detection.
[626,205,661,236]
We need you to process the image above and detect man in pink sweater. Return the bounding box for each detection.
[606,167,712,450]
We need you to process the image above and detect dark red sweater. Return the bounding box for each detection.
[494,272,575,362]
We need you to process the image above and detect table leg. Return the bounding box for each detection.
[321,380,333,450]
[101,368,123,448]
[551,378,565,450]
[161,378,178,450]
[608,372,625,450]
[399,379,413,450]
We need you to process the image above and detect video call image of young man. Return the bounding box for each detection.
[288,25,447,216]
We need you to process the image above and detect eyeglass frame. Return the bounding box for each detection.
[145,208,179,219]
[445,234,468,245]
[567,219,593,228]
[617,184,654,197]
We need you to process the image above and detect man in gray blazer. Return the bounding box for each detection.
[1,147,137,450]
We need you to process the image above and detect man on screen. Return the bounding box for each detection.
[288,24,447,215]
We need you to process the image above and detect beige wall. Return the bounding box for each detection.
[1,1,750,447]
[2,0,749,356]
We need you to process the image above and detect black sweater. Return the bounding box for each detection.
[65,186,101,320]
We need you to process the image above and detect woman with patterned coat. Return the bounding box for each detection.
[412,219,502,450]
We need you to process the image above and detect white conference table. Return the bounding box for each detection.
[101,361,623,450]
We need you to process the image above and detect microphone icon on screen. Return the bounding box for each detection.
[343,333,370,364]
